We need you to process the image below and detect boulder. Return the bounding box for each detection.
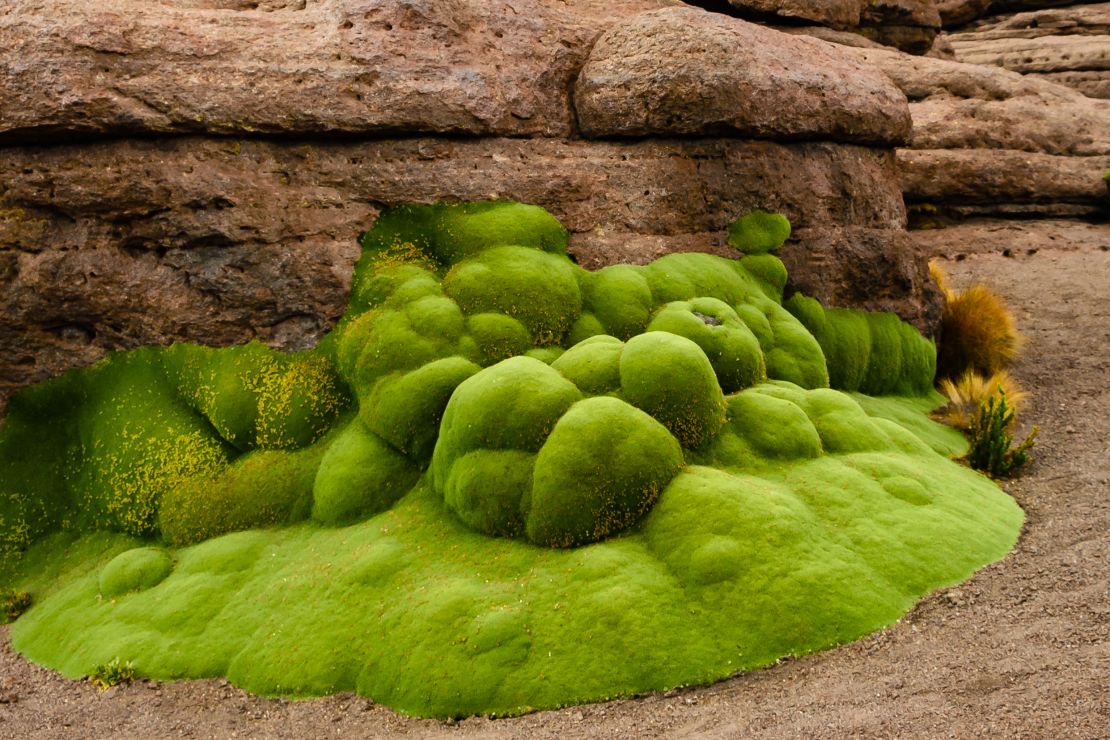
[937,0,992,28]
[948,4,1110,99]
[574,8,912,145]
[779,227,943,335]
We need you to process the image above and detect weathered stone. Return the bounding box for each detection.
[937,0,992,28]
[720,0,865,28]
[899,148,1110,215]
[777,25,887,49]
[859,0,942,54]
[779,227,943,335]
[863,0,942,27]
[1031,70,1110,99]
[948,4,1110,98]
[0,134,912,403]
[574,7,912,145]
[851,47,1110,155]
[0,0,676,142]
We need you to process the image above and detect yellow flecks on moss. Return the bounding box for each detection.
[373,239,438,273]
[89,427,227,537]
[255,355,347,450]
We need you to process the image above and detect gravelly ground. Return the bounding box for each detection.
[2,239,1108,739]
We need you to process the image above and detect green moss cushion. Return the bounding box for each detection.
[0,201,1020,719]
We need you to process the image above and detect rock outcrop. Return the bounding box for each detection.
[849,46,1110,217]
[947,3,1110,99]
[0,2,945,407]
[0,0,683,142]
[574,8,912,144]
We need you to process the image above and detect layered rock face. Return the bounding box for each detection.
[848,45,1110,218]
[0,2,942,405]
[693,0,944,54]
[947,3,1110,99]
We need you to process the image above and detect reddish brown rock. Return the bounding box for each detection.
[937,0,992,28]
[574,7,912,145]
[0,134,915,403]
[779,227,943,335]
[859,0,942,54]
[0,0,676,142]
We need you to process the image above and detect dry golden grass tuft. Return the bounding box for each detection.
[931,260,1023,380]
[936,369,1026,431]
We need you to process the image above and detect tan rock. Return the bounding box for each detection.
[723,0,865,28]
[0,0,675,142]
[1030,70,1110,99]
[574,7,912,145]
[948,4,1110,98]
[851,47,1110,155]
[899,148,1110,216]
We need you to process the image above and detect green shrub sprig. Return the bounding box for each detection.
[89,657,137,689]
[967,388,1038,478]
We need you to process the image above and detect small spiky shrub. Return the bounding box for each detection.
[89,658,137,690]
[930,261,1023,380]
[2,589,31,622]
[967,389,1038,478]
[937,370,1026,431]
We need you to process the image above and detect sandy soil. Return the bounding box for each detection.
[2,240,1108,739]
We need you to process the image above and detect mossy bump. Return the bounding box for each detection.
[98,547,173,598]
[618,332,726,448]
[526,397,683,547]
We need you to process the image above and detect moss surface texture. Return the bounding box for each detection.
[0,202,1022,717]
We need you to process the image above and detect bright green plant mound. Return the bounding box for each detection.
[0,201,1022,718]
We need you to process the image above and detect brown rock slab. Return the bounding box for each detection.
[574,7,912,145]
[0,134,914,403]
[899,148,1110,216]
[858,0,942,54]
[937,0,992,28]
[0,0,675,142]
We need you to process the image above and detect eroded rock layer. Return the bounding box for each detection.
[0,2,952,407]
[948,4,1110,98]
